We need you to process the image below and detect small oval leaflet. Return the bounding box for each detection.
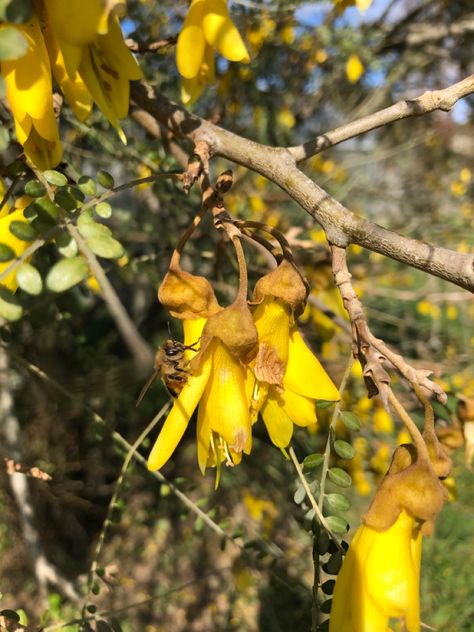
[333,439,355,460]
[0,26,28,60]
[323,550,343,575]
[328,467,352,488]
[97,170,115,189]
[316,399,336,409]
[24,180,46,198]
[46,256,89,293]
[293,484,306,505]
[0,243,15,262]
[321,579,336,595]
[95,201,112,219]
[325,492,351,513]
[86,236,124,259]
[78,176,97,197]
[325,515,349,534]
[9,220,37,241]
[0,287,23,321]
[43,170,68,187]
[303,452,325,470]
[320,598,332,614]
[339,410,361,431]
[16,263,42,295]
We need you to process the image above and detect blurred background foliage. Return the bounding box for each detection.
[0,0,473,630]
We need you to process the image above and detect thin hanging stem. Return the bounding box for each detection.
[232,235,248,301]
[170,205,209,268]
[387,389,430,462]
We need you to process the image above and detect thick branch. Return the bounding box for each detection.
[287,74,474,161]
[130,81,474,293]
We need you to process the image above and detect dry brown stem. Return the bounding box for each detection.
[330,244,447,404]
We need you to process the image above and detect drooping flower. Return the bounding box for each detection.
[42,0,142,140]
[148,265,257,475]
[249,260,340,447]
[330,510,422,632]
[1,16,62,169]
[177,0,250,104]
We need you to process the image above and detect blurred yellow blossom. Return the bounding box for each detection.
[346,53,364,83]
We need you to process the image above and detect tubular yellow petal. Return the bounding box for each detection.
[23,125,62,170]
[196,397,211,474]
[261,394,293,447]
[97,16,143,81]
[0,209,34,291]
[43,24,93,122]
[0,179,11,219]
[2,17,53,123]
[253,298,290,384]
[147,353,212,471]
[202,0,250,63]
[284,327,339,401]
[278,387,318,427]
[180,44,215,104]
[201,341,251,453]
[176,0,206,79]
[44,0,106,47]
[78,47,120,130]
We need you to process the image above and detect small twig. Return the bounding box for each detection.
[288,446,343,552]
[387,390,430,461]
[125,35,178,53]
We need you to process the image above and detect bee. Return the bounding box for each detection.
[136,338,199,406]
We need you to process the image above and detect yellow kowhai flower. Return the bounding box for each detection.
[43,0,142,141]
[1,16,62,169]
[330,510,422,632]
[147,315,253,475]
[0,209,34,291]
[177,0,250,104]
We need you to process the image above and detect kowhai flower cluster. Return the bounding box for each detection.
[0,0,142,169]
[146,225,339,479]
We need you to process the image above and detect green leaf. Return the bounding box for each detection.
[303,452,325,470]
[77,176,97,196]
[293,484,306,505]
[325,516,349,534]
[0,287,23,321]
[0,243,15,262]
[316,531,330,555]
[54,188,79,211]
[5,0,32,23]
[0,26,27,60]
[86,235,124,259]
[327,467,352,488]
[46,256,88,293]
[43,170,67,187]
[322,551,343,575]
[9,220,37,241]
[333,439,355,460]
[325,493,351,513]
[24,180,46,198]
[97,170,115,189]
[16,263,42,295]
[321,579,335,595]
[320,598,332,614]
[0,126,9,151]
[77,211,111,239]
[316,399,336,409]
[95,201,112,218]
[55,233,78,258]
[339,410,361,431]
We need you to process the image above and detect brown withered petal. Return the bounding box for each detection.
[254,342,285,385]
[252,259,308,316]
[158,265,220,319]
[191,296,258,368]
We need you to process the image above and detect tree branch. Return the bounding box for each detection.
[130,81,474,293]
[286,74,474,161]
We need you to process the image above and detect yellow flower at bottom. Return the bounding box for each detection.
[330,510,422,632]
[147,317,251,474]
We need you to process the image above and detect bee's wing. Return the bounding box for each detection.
[136,370,160,407]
